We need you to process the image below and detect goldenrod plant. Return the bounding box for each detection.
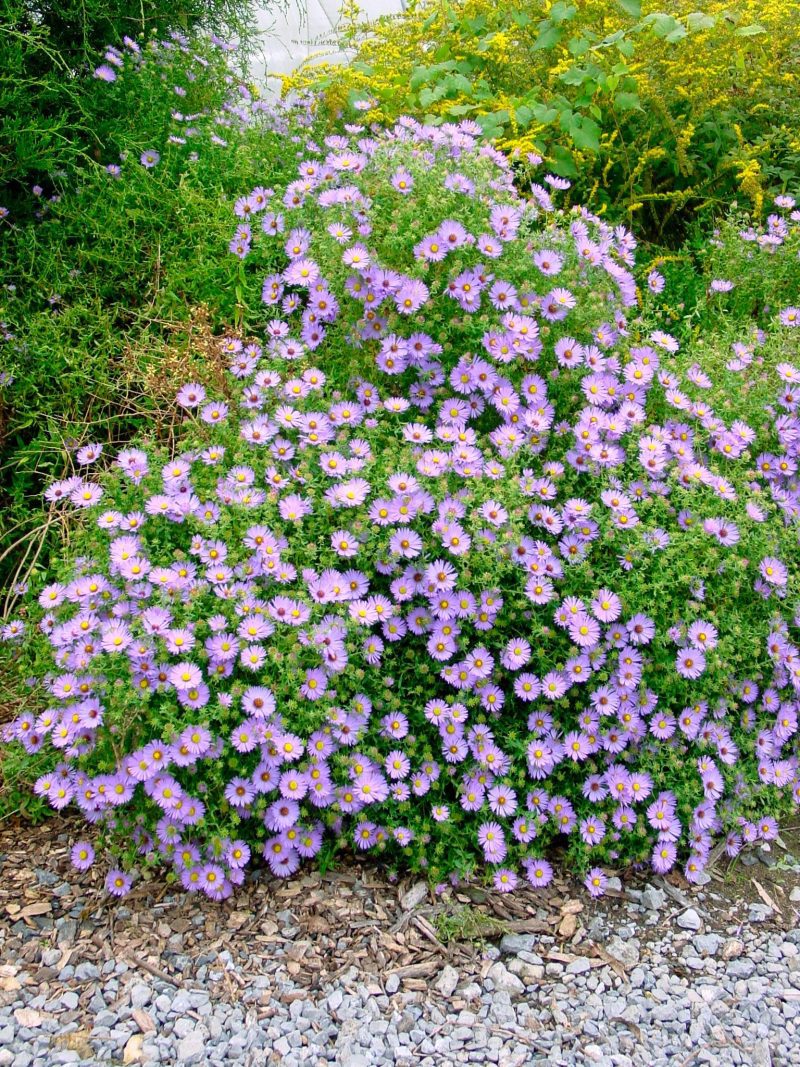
[285,0,800,238]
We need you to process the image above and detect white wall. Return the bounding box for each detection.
[254,0,406,84]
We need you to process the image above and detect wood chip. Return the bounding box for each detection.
[123,1034,144,1063]
[14,1008,43,1028]
[752,879,778,912]
[586,942,628,979]
[132,1009,156,1034]
[558,913,578,938]
[388,960,440,979]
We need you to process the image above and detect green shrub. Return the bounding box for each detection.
[0,0,260,209]
[0,34,316,595]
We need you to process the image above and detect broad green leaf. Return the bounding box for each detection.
[409,66,431,91]
[686,12,715,31]
[615,0,641,17]
[533,24,563,50]
[646,13,680,38]
[476,112,507,138]
[734,23,766,36]
[441,73,474,96]
[419,85,446,108]
[614,90,641,111]
[666,25,688,43]
[462,15,488,35]
[560,65,588,86]
[568,35,591,56]
[514,104,535,128]
[569,114,601,152]
[550,2,577,23]
[550,143,579,177]
[532,103,559,123]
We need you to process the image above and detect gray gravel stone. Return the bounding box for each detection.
[486,962,524,996]
[641,885,667,912]
[434,966,459,998]
[694,934,721,957]
[677,908,703,931]
[499,934,538,955]
[605,937,640,969]
[176,1031,205,1064]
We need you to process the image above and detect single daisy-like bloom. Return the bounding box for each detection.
[140,150,160,169]
[493,868,518,893]
[584,867,607,898]
[523,858,553,888]
[676,648,706,679]
[71,841,95,871]
[105,869,132,897]
[759,556,788,587]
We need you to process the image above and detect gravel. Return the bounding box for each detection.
[3,825,800,1066]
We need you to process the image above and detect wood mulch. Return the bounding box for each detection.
[1,815,799,1011]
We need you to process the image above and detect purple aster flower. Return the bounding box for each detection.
[105,869,132,897]
[70,841,95,871]
[478,821,507,863]
[676,648,706,679]
[760,556,788,587]
[584,867,607,897]
[494,868,518,893]
[523,858,553,888]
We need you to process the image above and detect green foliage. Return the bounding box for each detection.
[287,0,800,239]
[0,36,316,597]
[0,0,262,208]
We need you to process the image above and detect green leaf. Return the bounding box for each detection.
[734,23,766,36]
[409,66,431,90]
[646,13,680,38]
[550,143,579,177]
[569,114,601,152]
[533,23,563,50]
[615,0,641,17]
[462,15,488,35]
[419,85,446,108]
[550,2,577,23]
[614,90,641,111]
[568,35,591,56]
[532,103,559,124]
[441,73,474,96]
[666,25,688,43]
[686,12,716,32]
[560,65,588,86]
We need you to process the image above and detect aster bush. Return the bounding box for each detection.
[2,111,799,900]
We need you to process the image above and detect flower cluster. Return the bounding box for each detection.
[3,114,799,900]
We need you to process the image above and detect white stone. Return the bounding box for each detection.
[677,908,702,931]
[486,962,525,996]
[176,1031,205,1065]
[434,965,459,998]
